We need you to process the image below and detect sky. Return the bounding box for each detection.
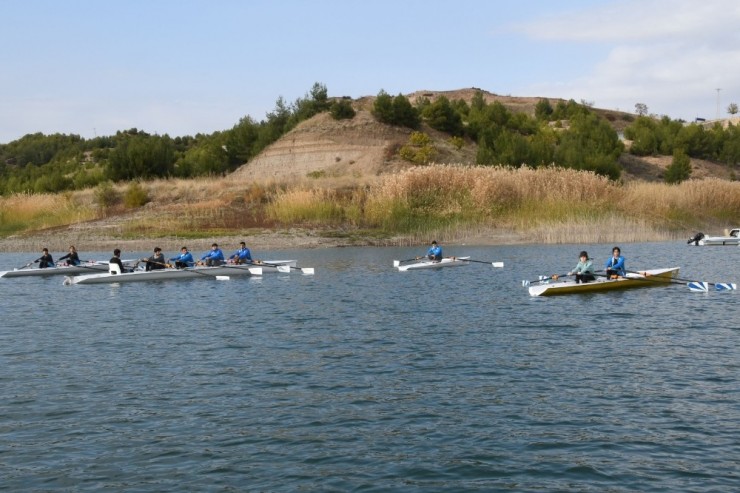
[1,0,739,144]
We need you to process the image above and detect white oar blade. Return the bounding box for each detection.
[491,262,504,268]
[393,260,400,267]
[216,275,230,281]
[249,267,263,276]
[522,280,529,287]
[688,281,709,292]
[301,267,315,275]
[277,265,291,273]
[714,282,737,291]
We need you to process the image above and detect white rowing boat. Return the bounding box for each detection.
[64,264,263,285]
[395,256,471,271]
[528,267,679,297]
[0,260,137,278]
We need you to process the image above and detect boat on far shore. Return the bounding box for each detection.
[687,228,740,246]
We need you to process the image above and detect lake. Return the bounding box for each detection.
[1,242,738,492]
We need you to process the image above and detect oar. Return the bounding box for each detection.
[18,258,41,270]
[623,269,736,292]
[522,273,570,287]
[459,258,504,268]
[256,260,314,275]
[393,257,421,267]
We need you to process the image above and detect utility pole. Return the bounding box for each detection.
[716,88,721,120]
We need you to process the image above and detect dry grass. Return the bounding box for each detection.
[2,165,738,245]
[0,192,97,235]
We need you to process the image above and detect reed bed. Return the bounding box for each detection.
[2,165,738,245]
[0,192,96,236]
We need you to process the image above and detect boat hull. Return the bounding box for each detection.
[1,262,114,278]
[698,237,740,246]
[396,257,470,271]
[66,265,262,285]
[528,267,679,297]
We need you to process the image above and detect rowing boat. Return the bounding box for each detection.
[395,256,470,271]
[0,260,137,278]
[64,264,263,285]
[528,267,680,297]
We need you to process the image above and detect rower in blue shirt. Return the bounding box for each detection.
[228,241,253,264]
[426,240,443,261]
[169,246,194,268]
[605,246,626,278]
[200,243,225,266]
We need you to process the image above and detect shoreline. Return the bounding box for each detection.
[0,227,531,254]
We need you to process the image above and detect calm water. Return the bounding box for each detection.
[1,242,738,492]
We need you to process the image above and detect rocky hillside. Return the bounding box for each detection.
[232,88,733,183]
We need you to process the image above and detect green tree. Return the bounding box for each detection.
[665,149,691,183]
[422,96,463,135]
[330,99,356,120]
[535,98,554,120]
[107,134,176,181]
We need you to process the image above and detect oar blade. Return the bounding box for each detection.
[714,282,737,291]
[216,275,230,281]
[491,262,504,268]
[277,265,291,273]
[301,267,315,275]
[522,280,530,287]
[393,260,401,267]
[248,267,263,276]
[688,281,709,292]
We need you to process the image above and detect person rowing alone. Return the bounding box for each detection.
[426,240,443,261]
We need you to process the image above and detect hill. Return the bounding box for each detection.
[233,88,732,183]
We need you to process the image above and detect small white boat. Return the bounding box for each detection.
[0,260,137,279]
[687,228,740,246]
[395,256,470,271]
[65,264,263,285]
[528,267,679,297]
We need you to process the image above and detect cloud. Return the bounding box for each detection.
[516,0,740,119]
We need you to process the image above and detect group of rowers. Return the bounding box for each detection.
[134,242,254,271]
[32,242,258,272]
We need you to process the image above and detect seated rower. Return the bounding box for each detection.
[169,246,194,269]
[426,240,442,261]
[605,246,626,279]
[568,250,595,283]
[228,241,253,265]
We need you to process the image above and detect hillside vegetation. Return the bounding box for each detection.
[1,84,739,248]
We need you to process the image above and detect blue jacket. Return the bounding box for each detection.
[229,247,252,263]
[605,255,626,276]
[427,244,443,260]
[201,248,224,262]
[169,251,194,267]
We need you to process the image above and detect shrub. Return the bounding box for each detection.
[94,181,119,209]
[123,181,150,208]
